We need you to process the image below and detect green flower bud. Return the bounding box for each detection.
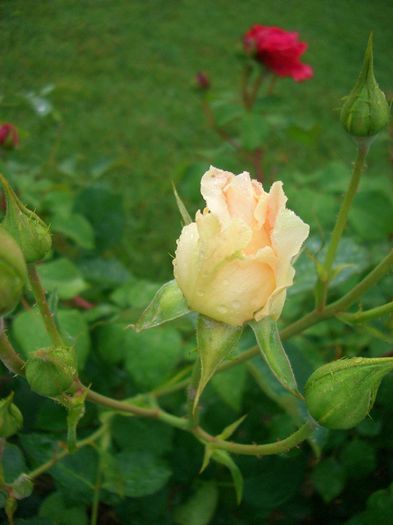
[25,346,76,397]
[0,225,27,316]
[0,174,52,262]
[340,34,390,138]
[304,357,393,429]
[0,392,23,438]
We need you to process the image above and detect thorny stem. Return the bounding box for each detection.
[0,318,25,375]
[27,264,64,347]
[338,301,393,324]
[317,141,370,308]
[28,425,107,480]
[194,420,316,456]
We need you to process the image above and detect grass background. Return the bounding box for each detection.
[1,0,392,278]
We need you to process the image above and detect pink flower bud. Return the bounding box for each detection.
[195,72,211,91]
[0,123,19,149]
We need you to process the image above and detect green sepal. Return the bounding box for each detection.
[0,225,27,316]
[201,448,243,504]
[194,316,242,413]
[9,474,33,500]
[0,392,23,438]
[132,280,190,332]
[250,317,300,398]
[200,414,247,473]
[172,183,192,225]
[305,357,393,429]
[0,174,51,263]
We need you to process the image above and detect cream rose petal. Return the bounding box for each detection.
[224,171,257,226]
[272,208,310,261]
[200,166,234,224]
[173,222,199,301]
[194,246,277,326]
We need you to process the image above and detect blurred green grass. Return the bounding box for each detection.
[1,0,392,279]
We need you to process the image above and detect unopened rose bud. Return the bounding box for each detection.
[195,72,211,91]
[0,123,19,150]
[340,35,390,138]
[0,392,23,438]
[304,357,393,429]
[25,346,76,397]
[0,225,27,316]
[0,174,52,262]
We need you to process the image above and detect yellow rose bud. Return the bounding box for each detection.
[173,167,309,326]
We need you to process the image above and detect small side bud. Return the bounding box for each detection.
[0,225,27,316]
[304,357,393,429]
[0,123,19,150]
[0,392,23,438]
[0,174,52,262]
[340,34,390,138]
[25,346,76,397]
[195,72,211,91]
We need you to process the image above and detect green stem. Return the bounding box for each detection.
[247,70,265,110]
[84,387,189,430]
[338,301,393,323]
[0,319,25,375]
[318,141,369,308]
[28,425,106,480]
[194,420,316,456]
[27,264,64,347]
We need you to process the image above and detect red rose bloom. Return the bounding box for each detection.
[0,123,19,149]
[244,25,313,82]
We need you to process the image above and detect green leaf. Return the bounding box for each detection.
[111,417,174,456]
[74,186,125,250]
[12,308,91,369]
[174,481,218,525]
[50,447,98,504]
[240,113,268,150]
[132,280,190,332]
[110,278,161,309]
[311,458,346,503]
[3,443,27,483]
[78,257,131,288]
[211,365,247,412]
[103,451,171,498]
[124,326,183,390]
[340,439,376,479]
[51,213,95,249]
[194,316,242,413]
[250,317,299,397]
[39,491,88,525]
[94,323,127,365]
[38,258,88,299]
[350,190,393,241]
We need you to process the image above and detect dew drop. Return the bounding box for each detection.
[218,305,228,314]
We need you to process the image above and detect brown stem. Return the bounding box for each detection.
[0,319,25,375]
